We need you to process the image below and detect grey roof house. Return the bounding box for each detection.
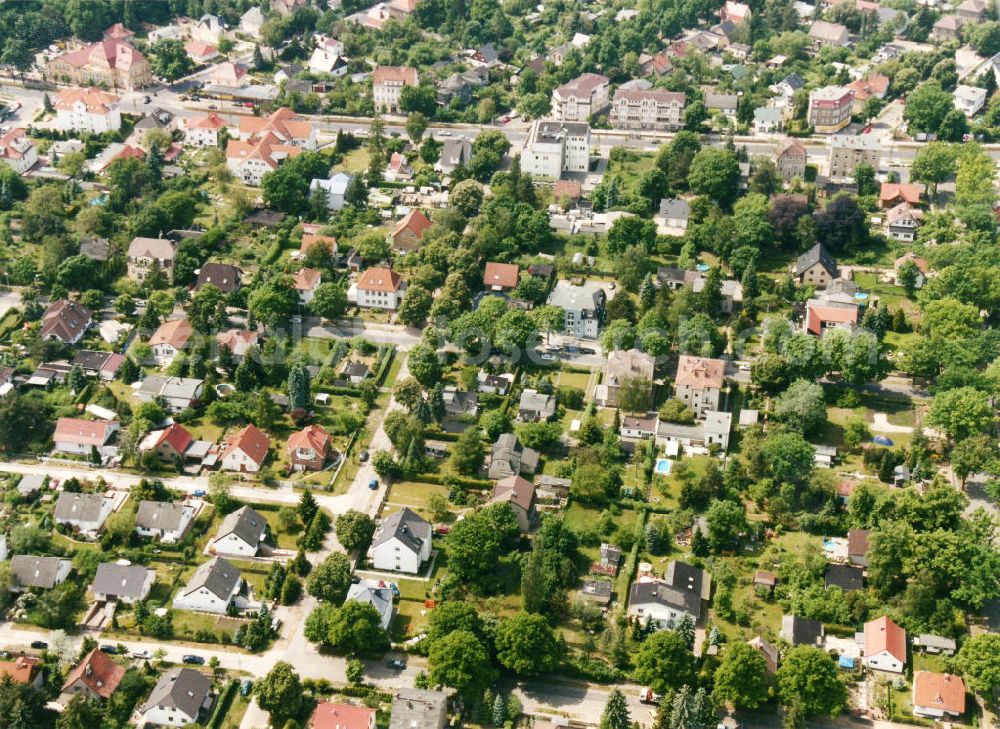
[10,555,72,591]
[91,562,156,604]
[211,505,268,558]
[488,433,540,479]
[518,389,557,422]
[389,689,448,729]
[781,614,824,645]
[346,579,395,631]
[173,556,243,615]
[140,668,214,726]
[370,507,433,573]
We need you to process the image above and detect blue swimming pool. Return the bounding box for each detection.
[655,458,672,475]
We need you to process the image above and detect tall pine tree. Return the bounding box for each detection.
[600,689,631,729]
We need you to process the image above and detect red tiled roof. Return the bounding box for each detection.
[913,672,966,715]
[61,648,125,699]
[221,424,270,466]
[865,615,906,664]
[483,262,519,289]
[880,182,923,205]
[54,87,120,113]
[392,209,432,239]
[301,234,337,255]
[373,65,418,85]
[54,418,117,447]
[848,528,870,556]
[676,355,725,389]
[41,299,92,342]
[806,304,859,335]
[357,267,404,293]
[310,702,376,729]
[56,40,143,72]
[187,112,227,130]
[240,106,313,143]
[0,656,40,685]
[293,268,322,292]
[848,74,889,101]
[287,424,332,456]
[149,318,193,350]
[895,252,928,273]
[156,423,193,454]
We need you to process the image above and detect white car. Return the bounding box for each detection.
[131,650,152,660]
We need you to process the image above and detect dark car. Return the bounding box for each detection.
[387,659,407,670]
[182,655,205,665]
[579,347,596,355]
[99,644,119,654]
[359,450,369,463]
[29,641,47,650]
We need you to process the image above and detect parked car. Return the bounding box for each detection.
[359,450,369,463]
[387,658,407,670]
[193,489,206,497]
[182,655,205,665]
[240,679,253,696]
[131,650,152,660]
[579,347,596,355]
[368,478,379,490]
[29,641,47,650]
[100,645,119,654]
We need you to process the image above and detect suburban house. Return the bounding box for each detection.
[373,66,419,113]
[356,267,407,310]
[885,203,922,243]
[957,0,989,21]
[60,648,125,702]
[226,133,302,186]
[776,138,807,182]
[346,579,395,631]
[483,262,520,292]
[551,73,610,121]
[0,656,42,689]
[220,424,270,473]
[753,107,783,134]
[54,491,116,536]
[781,615,824,646]
[807,85,853,134]
[310,172,355,211]
[518,389,557,421]
[210,505,268,558]
[370,507,433,574]
[863,615,907,673]
[478,371,514,395]
[748,636,779,674]
[139,669,214,727]
[238,106,316,149]
[287,424,335,471]
[135,500,196,543]
[139,423,212,467]
[91,562,155,604]
[442,386,478,417]
[173,556,243,614]
[216,330,259,360]
[41,300,93,344]
[184,112,227,147]
[127,236,176,283]
[489,475,536,532]
[847,528,871,566]
[9,555,72,592]
[196,263,242,294]
[521,120,591,179]
[804,299,859,336]
[53,417,119,457]
[655,411,733,454]
[912,672,966,719]
[547,280,606,338]
[293,268,323,305]
[0,128,38,174]
[809,20,850,48]
[654,198,690,234]
[436,137,473,174]
[954,84,988,117]
[185,40,219,63]
[595,348,656,408]
[488,433,541,479]
[310,703,377,729]
[932,14,963,41]
[47,38,151,89]
[705,93,737,120]
[389,690,448,729]
[794,243,837,287]
[134,375,204,413]
[674,356,725,417]
[720,0,751,22]
[880,182,923,208]
[390,209,432,253]
[300,233,338,263]
[54,87,122,134]
[621,414,658,439]
[914,635,957,656]
[148,318,193,366]
[72,350,125,380]
[692,276,743,314]
[847,74,889,114]
[627,561,711,628]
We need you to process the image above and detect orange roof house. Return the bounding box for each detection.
[151,423,194,460]
[0,656,42,688]
[357,267,404,293]
[61,648,126,700]
[300,234,338,259]
[483,262,520,291]
[879,182,923,208]
[149,318,194,361]
[239,106,315,147]
[675,355,725,390]
[805,303,858,335]
[220,424,270,473]
[913,672,966,718]
[863,615,907,673]
[287,424,334,471]
[390,209,432,253]
[310,702,376,729]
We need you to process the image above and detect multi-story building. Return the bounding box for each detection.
[547,280,606,339]
[238,107,316,149]
[828,133,880,178]
[776,137,807,182]
[609,88,685,130]
[372,66,419,113]
[551,73,610,121]
[674,355,725,417]
[226,133,302,186]
[954,84,987,117]
[0,128,37,174]
[54,88,121,134]
[807,86,854,134]
[520,120,590,179]
[356,267,407,310]
[47,39,152,90]
[184,112,227,147]
[127,236,176,283]
[808,20,850,48]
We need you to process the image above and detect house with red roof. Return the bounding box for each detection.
[184,40,220,64]
[141,423,194,462]
[879,182,924,209]
[238,106,316,150]
[913,672,966,719]
[0,128,38,174]
[863,615,907,673]
[47,39,152,90]
[310,702,376,729]
[390,209,432,254]
[54,418,119,456]
[216,329,260,360]
[226,132,303,186]
[483,262,520,292]
[41,300,93,344]
[0,656,42,689]
[804,300,859,336]
[293,268,323,304]
[149,319,194,366]
[674,355,725,417]
[220,424,270,473]
[61,648,125,702]
[300,233,338,263]
[54,87,122,134]
[356,267,406,310]
[287,424,335,471]
[185,112,228,147]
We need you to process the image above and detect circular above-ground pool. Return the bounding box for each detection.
[695,263,710,272]
[655,458,672,475]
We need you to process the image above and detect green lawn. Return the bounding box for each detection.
[557,370,591,392]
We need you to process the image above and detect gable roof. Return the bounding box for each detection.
[54,491,111,523]
[781,614,823,644]
[629,579,702,618]
[0,656,40,686]
[795,243,836,276]
[777,138,806,158]
[865,615,906,663]
[806,304,859,335]
[128,236,176,261]
[311,702,377,729]
[149,318,193,350]
[216,505,266,548]
[135,500,189,532]
[187,111,227,130]
[373,65,418,85]
[140,668,212,718]
[392,209,432,239]
[357,267,404,293]
[181,556,241,600]
[880,182,923,205]
[54,418,117,447]
[491,475,536,511]
[913,672,965,714]
[196,263,241,293]
[847,527,870,557]
[153,423,194,454]
[239,106,313,143]
[92,562,152,599]
[220,424,270,466]
[287,424,332,455]
[293,268,322,292]
[61,648,126,698]
[676,355,725,389]
[483,262,519,289]
[373,507,431,554]
[41,300,92,342]
[54,87,120,113]
[10,555,69,589]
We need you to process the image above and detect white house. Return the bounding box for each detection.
[148,24,184,43]
[546,279,605,338]
[210,505,267,558]
[54,491,116,536]
[913,672,966,719]
[54,87,121,134]
[219,424,270,473]
[863,616,907,673]
[139,669,213,727]
[309,172,355,211]
[91,562,155,604]
[954,84,987,117]
[134,375,203,413]
[885,203,922,243]
[173,557,242,614]
[372,66,418,113]
[356,267,406,310]
[192,14,223,44]
[0,128,38,174]
[135,500,195,543]
[240,7,266,38]
[53,417,119,457]
[521,120,590,180]
[184,112,227,147]
[627,561,711,629]
[551,73,610,121]
[369,507,432,574]
[148,318,193,366]
[674,355,725,417]
[293,268,322,305]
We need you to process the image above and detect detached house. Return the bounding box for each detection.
[311,703,377,729]
[547,280,606,339]
[293,268,323,305]
[173,556,243,614]
[347,579,395,631]
[41,300,92,344]
[185,112,227,147]
[628,561,711,628]
[127,236,176,283]
[674,355,725,417]
[794,243,837,287]
[356,267,406,310]
[60,648,125,702]
[781,614,824,646]
[551,73,610,122]
[140,669,213,727]
[913,672,966,719]
[373,66,419,113]
[595,348,655,408]
[148,319,193,366]
[10,555,72,592]
[776,138,807,182]
[370,507,432,573]
[135,500,195,543]
[483,262,519,292]
[287,424,335,471]
[220,424,270,473]
[390,209,432,253]
[879,182,923,208]
[139,423,212,467]
[54,87,122,134]
[0,656,42,689]
[489,433,541,479]
[54,417,119,458]
[91,562,155,603]
[211,505,268,558]
[518,389,557,421]
[196,263,242,294]
[0,128,38,174]
[885,203,922,243]
[489,475,536,532]
[134,375,203,413]
[864,615,907,673]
